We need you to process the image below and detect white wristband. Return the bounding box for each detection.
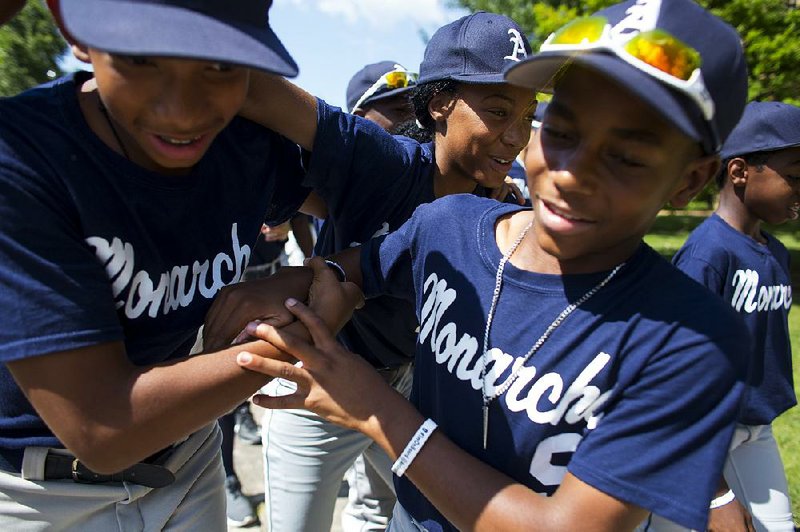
[709,489,736,509]
[391,419,437,478]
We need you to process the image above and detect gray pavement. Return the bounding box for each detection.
[227,403,347,532]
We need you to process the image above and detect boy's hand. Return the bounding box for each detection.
[305,256,364,331]
[488,176,525,205]
[203,266,314,351]
[261,222,290,242]
[707,500,755,532]
[236,298,402,437]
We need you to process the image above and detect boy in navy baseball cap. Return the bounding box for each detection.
[346,61,417,126]
[0,1,366,530]
[667,101,800,531]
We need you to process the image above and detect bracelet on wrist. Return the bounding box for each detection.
[391,419,437,478]
[324,259,347,283]
[709,489,736,509]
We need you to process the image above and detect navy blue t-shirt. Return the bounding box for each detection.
[0,72,310,468]
[673,213,796,425]
[308,100,437,369]
[361,195,749,531]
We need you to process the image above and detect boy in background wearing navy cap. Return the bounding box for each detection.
[654,101,800,532]
[347,61,417,131]
[232,0,753,530]
[0,0,363,529]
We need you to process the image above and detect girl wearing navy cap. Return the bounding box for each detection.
[222,12,537,532]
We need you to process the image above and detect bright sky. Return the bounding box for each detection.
[60,1,470,110]
[270,0,469,108]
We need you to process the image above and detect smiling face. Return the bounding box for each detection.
[432,83,537,192]
[740,147,800,225]
[87,50,250,175]
[523,66,716,273]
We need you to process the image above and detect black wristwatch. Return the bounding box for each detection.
[324,259,347,283]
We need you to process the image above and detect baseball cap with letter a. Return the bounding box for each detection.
[418,11,532,85]
[505,0,748,154]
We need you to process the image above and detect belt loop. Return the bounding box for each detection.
[20,447,49,481]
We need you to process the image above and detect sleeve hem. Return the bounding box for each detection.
[567,460,708,531]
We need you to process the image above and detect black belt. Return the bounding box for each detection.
[43,451,175,488]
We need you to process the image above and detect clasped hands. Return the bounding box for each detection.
[203,257,404,435]
[203,256,361,351]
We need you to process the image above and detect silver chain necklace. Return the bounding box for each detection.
[98,102,131,161]
[479,219,624,449]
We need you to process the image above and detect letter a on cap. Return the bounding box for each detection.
[505,28,528,62]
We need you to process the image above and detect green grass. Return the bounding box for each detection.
[647,214,800,285]
[774,306,800,526]
[645,213,800,524]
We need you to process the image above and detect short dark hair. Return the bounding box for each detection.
[715,151,771,188]
[410,79,459,134]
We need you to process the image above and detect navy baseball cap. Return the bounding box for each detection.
[532,100,549,129]
[720,101,800,160]
[59,0,298,77]
[419,11,532,85]
[505,0,748,154]
[346,61,417,113]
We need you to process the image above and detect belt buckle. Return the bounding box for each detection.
[71,458,93,483]
[70,457,105,484]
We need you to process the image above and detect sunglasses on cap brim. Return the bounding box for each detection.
[541,16,719,149]
[351,70,419,113]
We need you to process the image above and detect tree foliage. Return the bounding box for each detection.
[0,0,66,97]
[451,0,800,105]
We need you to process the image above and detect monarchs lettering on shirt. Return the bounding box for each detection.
[86,223,250,319]
[419,272,611,429]
[730,269,792,313]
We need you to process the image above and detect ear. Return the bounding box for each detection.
[427,91,456,125]
[668,154,720,209]
[70,43,91,64]
[726,157,749,188]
